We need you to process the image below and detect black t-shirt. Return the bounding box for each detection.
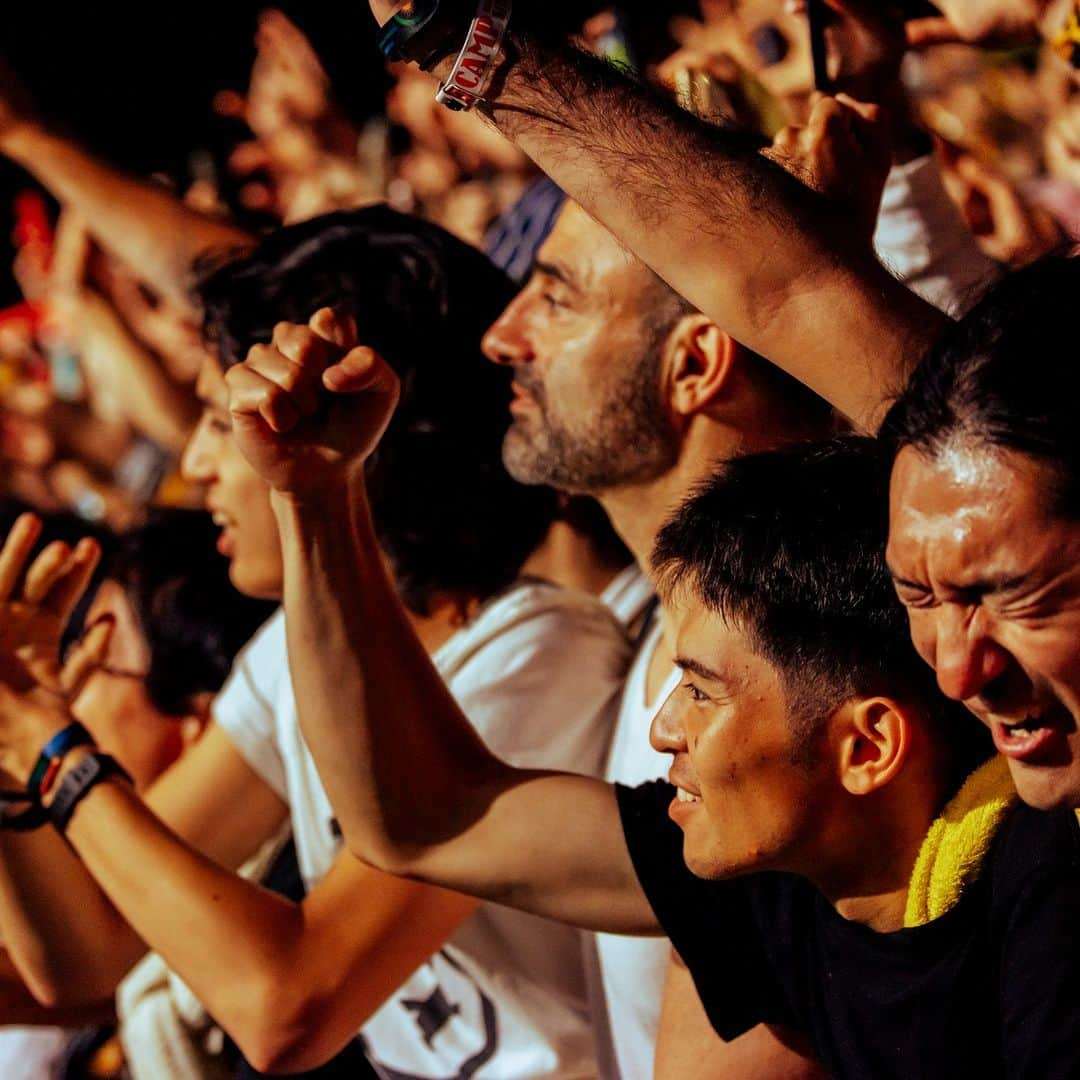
[619,780,1080,1079]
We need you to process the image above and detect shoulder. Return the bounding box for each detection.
[438,581,633,678]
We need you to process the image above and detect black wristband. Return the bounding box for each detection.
[0,792,47,833]
[47,754,132,835]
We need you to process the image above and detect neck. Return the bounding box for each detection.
[520,519,625,595]
[813,777,945,933]
[599,418,771,571]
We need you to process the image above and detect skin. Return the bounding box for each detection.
[69,581,194,792]
[484,202,679,494]
[888,442,1080,810]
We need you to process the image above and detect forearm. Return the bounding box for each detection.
[0,827,144,1006]
[274,484,503,873]
[60,774,314,1035]
[1,124,250,313]
[484,37,943,430]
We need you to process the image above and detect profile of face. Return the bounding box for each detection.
[650,602,832,880]
[70,581,197,791]
[481,202,679,494]
[887,441,1080,811]
[180,358,284,600]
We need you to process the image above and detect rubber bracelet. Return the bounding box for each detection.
[377,0,469,71]
[47,753,132,836]
[435,0,513,112]
[27,722,95,800]
[0,792,47,833]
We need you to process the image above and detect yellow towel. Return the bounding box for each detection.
[904,756,1018,928]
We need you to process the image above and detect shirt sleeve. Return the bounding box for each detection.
[441,587,631,776]
[616,780,798,1042]
[212,610,290,801]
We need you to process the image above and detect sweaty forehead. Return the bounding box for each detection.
[887,443,1065,584]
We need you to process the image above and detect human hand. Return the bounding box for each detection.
[0,513,100,695]
[905,0,1065,47]
[226,308,400,495]
[765,92,892,241]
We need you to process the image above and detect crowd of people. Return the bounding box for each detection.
[0,0,1077,1076]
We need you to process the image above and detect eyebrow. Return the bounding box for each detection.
[533,259,581,293]
[675,656,726,683]
[887,567,1029,596]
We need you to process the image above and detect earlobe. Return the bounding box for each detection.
[837,698,909,796]
[668,317,737,417]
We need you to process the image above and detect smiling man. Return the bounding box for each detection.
[221,298,1080,1077]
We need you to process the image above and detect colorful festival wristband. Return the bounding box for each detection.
[47,753,132,836]
[435,0,513,111]
[27,722,95,800]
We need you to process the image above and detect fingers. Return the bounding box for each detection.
[226,363,301,434]
[0,514,41,600]
[60,615,114,699]
[308,307,358,351]
[905,17,967,48]
[323,346,399,400]
[43,537,101,621]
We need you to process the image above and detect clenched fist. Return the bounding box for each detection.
[226,307,400,495]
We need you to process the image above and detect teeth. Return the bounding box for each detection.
[676,787,701,804]
[212,513,230,527]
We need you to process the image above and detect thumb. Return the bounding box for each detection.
[309,307,358,351]
[323,346,399,399]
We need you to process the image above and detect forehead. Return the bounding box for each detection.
[538,202,650,297]
[887,442,1075,582]
[674,599,780,690]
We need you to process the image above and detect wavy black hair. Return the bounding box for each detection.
[196,205,557,613]
[652,437,991,788]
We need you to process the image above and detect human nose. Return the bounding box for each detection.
[180,421,215,485]
[933,604,1011,703]
[649,690,687,755]
[481,297,536,368]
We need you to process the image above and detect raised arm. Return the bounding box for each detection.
[377,3,944,430]
[0,59,250,313]
[226,311,657,934]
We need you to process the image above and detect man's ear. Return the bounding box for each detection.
[663,315,738,418]
[833,697,911,796]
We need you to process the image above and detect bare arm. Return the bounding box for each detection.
[655,950,826,1080]
[223,311,656,933]
[0,722,288,1007]
[469,34,943,429]
[0,60,250,313]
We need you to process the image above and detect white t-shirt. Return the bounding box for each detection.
[589,618,680,1080]
[215,582,631,1079]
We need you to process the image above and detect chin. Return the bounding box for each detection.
[228,560,284,602]
[1008,760,1080,812]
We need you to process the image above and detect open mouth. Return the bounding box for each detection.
[991,706,1071,762]
[675,787,701,804]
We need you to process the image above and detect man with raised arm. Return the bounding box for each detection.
[366,0,944,431]
[226,319,1080,1075]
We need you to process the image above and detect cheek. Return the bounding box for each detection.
[906,610,938,668]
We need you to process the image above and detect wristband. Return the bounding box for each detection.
[47,753,132,836]
[377,0,471,71]
[27,721,95,801]
[0,791,47,833]
[434,0,513,112]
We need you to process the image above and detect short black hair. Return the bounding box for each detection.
[107,509,275,715]
[881,253,1080,518]
[197,206,557,612]
[652,437,991,787]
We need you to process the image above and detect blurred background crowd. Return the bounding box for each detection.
[0,0,1075,533]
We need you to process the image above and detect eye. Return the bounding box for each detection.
[542,291,569,312]
[893,582,935,610]
[682,680,710,704]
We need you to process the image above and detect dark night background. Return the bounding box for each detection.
[0,3,389,307]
